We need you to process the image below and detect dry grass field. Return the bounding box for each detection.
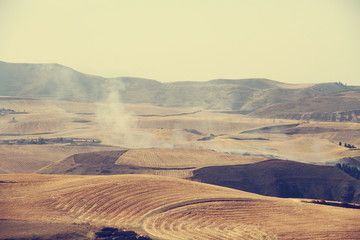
[0,145,123,173]
[38,148,265,179]
[2,97,359,173]
[1,174,360,240]
[115,148,264,168]
[1,96,360,239]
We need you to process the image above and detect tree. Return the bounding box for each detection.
[9,116,16,123]
[38,137,46,144]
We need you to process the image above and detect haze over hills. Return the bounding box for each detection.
[1,61,358,115]
[252,90,360,122]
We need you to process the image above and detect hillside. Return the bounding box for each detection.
[337,156,360,169]
[37,150,360,203]
[0,61,355,112]
[1,174,359,240]
[36,149,265,178]
[0,61,105,101]
[191,159,360,203]
[252,90,360,122]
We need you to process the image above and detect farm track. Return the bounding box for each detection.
[1,174,360,240]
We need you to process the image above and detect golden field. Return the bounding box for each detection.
[1,97,360,239]
[1,174,359,240]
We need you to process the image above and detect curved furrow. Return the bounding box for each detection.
[39,187,89,210]
[75,179,176,224]
[50,183,129,220]
[78,188,141,219]
[76,186,155,223]
[124,193,193,222]
[97,194,153,224]
[138,198,253,225]
[66,184,121,215]
[141,199,276,240]
[78,185,131,219]
[54,184,113,211]
[4,175,360,240]
[91,191,144,223]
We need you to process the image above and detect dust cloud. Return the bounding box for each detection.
[95,79,170,148]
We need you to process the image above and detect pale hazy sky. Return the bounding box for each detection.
[0,0,359,84]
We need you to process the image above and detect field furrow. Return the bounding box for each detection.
[1,174,360,240]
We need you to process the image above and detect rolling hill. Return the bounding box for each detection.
[1,174,359,240]
[1,61,356,113]
[191,159,360,203]
[2,60,360,240]
[37,149,360,204]
[36,149,265,178]
[251,90,360,122]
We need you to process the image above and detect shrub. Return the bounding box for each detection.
[95,228,152,240]
[95,231,113,238]
[102,227,118,232]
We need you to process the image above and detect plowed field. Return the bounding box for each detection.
[1,174,359,240]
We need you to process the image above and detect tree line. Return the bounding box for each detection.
[339,142,357,149]
[336,163,360,180]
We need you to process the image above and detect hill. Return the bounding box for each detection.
[251,90,360,122]
[337,156,360,169]
[191,159,360,203]
[1,61,356,112]
[36,148,265,178]
[0,61,105,101]
[1,174,359,239]
[37,150,360,203]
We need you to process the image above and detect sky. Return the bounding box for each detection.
[0,0,359,85]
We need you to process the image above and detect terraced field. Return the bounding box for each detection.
[1,174,359,240]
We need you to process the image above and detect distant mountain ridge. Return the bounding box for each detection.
[0,61,358,116]
[251,90,360,122]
